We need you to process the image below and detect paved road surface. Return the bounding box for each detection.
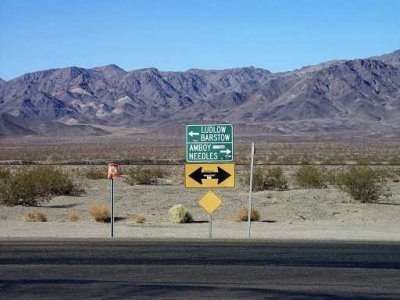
[1,239,400,299]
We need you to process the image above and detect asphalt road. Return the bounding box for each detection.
[1,239,400,299]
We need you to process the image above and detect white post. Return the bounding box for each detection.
[247,142,255,238]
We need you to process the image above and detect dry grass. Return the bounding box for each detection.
[133,214,146,223]
[23,211,47,222]
[89,203,110,222]
[67,211,80,222]
[236,207,260,222]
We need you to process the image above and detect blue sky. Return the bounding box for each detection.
[0,0,399,80]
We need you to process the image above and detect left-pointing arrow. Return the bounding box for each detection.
[188,131,199,137]
[189,167,231,184]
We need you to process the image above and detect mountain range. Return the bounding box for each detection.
[0,50,399,139]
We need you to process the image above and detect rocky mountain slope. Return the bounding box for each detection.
[0,50,399,139]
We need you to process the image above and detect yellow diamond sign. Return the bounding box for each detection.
[198,191,223,214]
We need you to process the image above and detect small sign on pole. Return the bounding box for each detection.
[107,163,120,238]
[107,163,120,180]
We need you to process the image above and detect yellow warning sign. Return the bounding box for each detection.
[198,191,223,214]
[185,163,235,188]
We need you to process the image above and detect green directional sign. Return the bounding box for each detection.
[186,124,234,162]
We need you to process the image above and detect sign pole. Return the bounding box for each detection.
[107,163,119,238]
[209,214,212,239]
[111,178,114,238]
[247,142,255,238]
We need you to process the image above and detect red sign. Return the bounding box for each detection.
[107,163,120,180]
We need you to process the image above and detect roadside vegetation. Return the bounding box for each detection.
[67,211,80,222]
[295,165,327,189]
[236,207,260,222]
[23,211,47,222]
[169,204,193,223]
[336,166,388,203]
[0,166,83,206]
[243,167,288,191]
[89,203,110,222]
[83,168,106,180]
[126,166,168,185]
[132,214,146,223]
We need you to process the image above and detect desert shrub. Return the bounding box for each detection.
[295,165,326,188]
[67,211,80,222]
[237,206,260,221]
[169,204,193,224]
[84,168,106,180]
[126,166,168,185]
[264,167,288,190]
[23,211,47,222]
[0,166,84,206]
[89,203,110,222]
[242,167,288,191]
[247,168,265,191]
[0,168,10,180]
[133,214,146,223]
[337,166,387,203]
[324,168,340,185]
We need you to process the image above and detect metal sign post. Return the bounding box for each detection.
[248,142,255,238]
[107,163,119,238]
[111,179,114,238]
[209,215,212,239]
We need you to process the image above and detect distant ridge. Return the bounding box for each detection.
[0,50,399,139]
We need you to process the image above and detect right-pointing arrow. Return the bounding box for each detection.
[220,149,231,155]
[216,167,231,184]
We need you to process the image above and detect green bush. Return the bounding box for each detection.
[295,165,326,188]
[242,167,288,191]
[0,166,84,206]
[169,204,193,223]
[324,168,341,185]
[337,166,387,203]
[126,166,167,185]
[248,168,264,191]
[264,167,288,190]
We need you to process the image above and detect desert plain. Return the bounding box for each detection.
[1,160,399,241]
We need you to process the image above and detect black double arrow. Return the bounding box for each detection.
[189,167,231,185]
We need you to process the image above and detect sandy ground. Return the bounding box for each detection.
[1,173,400,241]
